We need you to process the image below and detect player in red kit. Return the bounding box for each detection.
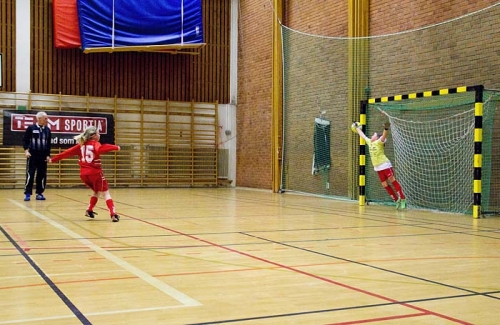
[50,126,121,222]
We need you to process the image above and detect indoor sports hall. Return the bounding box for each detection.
[2,1,500,324]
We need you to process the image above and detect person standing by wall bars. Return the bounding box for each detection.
[23,111,52,201]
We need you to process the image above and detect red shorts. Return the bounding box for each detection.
[376,167,395,182]
[80,173,109,192]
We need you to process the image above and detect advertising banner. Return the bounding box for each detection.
[2,110,115,148]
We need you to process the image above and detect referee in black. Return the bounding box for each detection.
[23,111,52,201]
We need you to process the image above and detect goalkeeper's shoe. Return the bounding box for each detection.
[396,198,407,210]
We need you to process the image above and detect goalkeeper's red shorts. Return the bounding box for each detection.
[376,167,395,182]
[81,173,109,192]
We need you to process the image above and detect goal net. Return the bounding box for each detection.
[364,89,500,214]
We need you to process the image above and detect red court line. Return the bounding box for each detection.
[326,312,428,324]
[0,267,261,291]
[2,225,31,252]
[10,195,472,324]
[124,214,474,325]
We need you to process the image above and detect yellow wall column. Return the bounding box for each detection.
[272,0,283,192]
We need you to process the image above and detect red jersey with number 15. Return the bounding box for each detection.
[50,140,120,176]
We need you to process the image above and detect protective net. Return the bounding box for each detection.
[280,3,500,214]
[366,90,500,214]
[281,31,351,198]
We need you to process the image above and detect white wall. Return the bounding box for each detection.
[219,0,238,186]
[218,104,237,185]
[16,0,31,92]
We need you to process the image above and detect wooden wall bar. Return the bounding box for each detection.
[0,92,219,188]
[3,0,230,103]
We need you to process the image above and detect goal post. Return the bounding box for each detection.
[357,85,499,218]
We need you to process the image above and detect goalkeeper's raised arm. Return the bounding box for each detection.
[380,121,390,143]
[351,122,370,142]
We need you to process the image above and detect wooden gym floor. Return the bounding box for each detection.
[1,187,500,325]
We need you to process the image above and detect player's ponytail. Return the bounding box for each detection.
[74,126,98,146]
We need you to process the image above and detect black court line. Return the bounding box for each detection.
[0,226,92,325]
[185,290,491,325]
[243,232,499,299]
[190,190,500,233]
[45,190,498,322]
[57,189,500,237]
[51,188,500,244]
[125,216,472,325]
[50,192,141,212]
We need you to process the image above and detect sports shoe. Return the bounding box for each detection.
[399,199,407,209]
[85,210,97,218]
[396,198,407,210]
[36,194,46,200]
[24,194,31,201]
[111,214,120,222]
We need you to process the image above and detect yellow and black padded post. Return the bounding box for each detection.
[473,85,484,218]
[358,100,367,206]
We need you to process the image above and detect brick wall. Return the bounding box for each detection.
[237,0,274,188]
[284,1,348,36]
[370,0,498,35]
[237,1,348,189]
[368,0,500,97]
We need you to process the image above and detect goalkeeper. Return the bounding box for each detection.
[352,122,406,209]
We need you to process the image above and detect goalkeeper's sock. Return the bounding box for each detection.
[392,180,405,199]
[383,185,398,201]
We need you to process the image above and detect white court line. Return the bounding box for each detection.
[8,200,202,309]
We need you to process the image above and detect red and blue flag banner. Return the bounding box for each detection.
[52,0,81,49]
[52,0,204,52]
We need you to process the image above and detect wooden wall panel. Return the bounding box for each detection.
[0,0,15,92]
[26,0,230,103]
